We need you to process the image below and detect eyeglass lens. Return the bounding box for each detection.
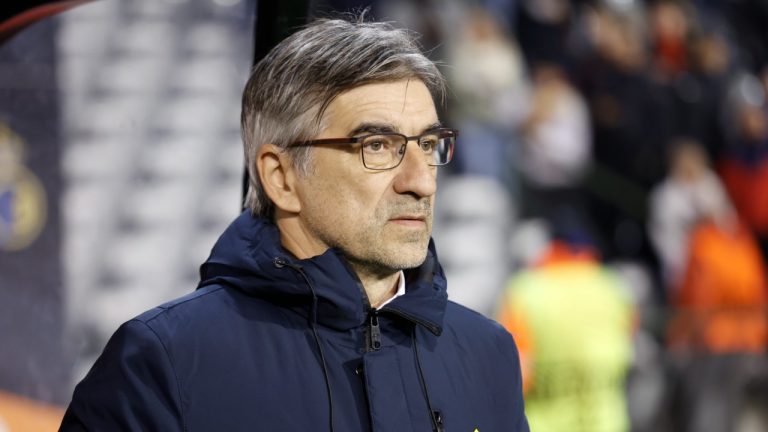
[361,132,455,170]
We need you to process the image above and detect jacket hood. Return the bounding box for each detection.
[198,211,447,334]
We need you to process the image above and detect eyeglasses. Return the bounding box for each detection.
[289,128,457,170]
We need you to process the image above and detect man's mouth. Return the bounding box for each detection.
[392,214,425,220]
[388,214,428,227]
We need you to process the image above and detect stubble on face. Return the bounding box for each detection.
[349,197,433,275]
[299,179,434,277]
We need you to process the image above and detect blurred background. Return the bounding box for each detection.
[0,0,766,430]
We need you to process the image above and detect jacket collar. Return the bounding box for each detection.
[198,211,447,334]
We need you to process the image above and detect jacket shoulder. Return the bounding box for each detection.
[130,284,296,350]
[442,300,520,358]
[443,300,510,335]
[133,284,228,324]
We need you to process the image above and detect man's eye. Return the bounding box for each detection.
[418,138,436,152]
[363,136,391,152]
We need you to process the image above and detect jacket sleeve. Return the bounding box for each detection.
[60,319,185,431]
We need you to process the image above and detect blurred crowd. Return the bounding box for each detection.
[362,0,768,431]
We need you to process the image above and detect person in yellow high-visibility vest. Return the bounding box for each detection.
[498,229,635,432]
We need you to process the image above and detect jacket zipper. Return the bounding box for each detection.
[333,256,385,354]
[366,309,382,352]
[276,256,382,354]
[277,256,440,430]
[432,410,445,432]
[367,300,442,352]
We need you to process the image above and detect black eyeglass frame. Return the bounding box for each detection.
[288,128,458,171]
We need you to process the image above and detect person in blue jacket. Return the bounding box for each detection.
[61,16,529,432]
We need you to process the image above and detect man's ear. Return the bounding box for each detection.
[256,144,302,213]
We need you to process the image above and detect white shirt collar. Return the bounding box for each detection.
[377,270,406,309]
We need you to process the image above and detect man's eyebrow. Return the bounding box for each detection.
[349,121,445,136]
[348,123,397,136]
[422,122,444,132]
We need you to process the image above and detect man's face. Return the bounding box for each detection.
[294,79,439,274]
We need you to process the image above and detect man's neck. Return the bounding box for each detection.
[348,263,400,309]
[275,215,402,308]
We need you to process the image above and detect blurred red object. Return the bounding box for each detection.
[0,0,94,45]
[668,220,768,353]
[719,155,768,239]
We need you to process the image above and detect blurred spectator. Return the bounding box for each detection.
[666,214,768,432]
[446,7,527,189]
[668,217,767,353]
[517,62,591,220]
[497,219,635,432]
[718,72,768,260]
[660,115,768,431]
[677,28,732,161]
[575,6,670,262]
[649,1,694,81]
[515,0,573,65]
[649,139,733,289]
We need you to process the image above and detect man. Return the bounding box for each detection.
[61,17,528,432]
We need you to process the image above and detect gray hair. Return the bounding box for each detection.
[241,16,446,218]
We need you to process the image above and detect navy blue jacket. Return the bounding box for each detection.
[61,212,529,431]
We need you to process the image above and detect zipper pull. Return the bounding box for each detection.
[368,311,381,351]
[432,410,445,432]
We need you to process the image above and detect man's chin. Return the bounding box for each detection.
[385,241,430,270]
[349,243,428,274]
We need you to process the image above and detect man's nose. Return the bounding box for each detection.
[392,142,437,198]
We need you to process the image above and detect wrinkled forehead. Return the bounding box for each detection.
[318,79,439,137]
